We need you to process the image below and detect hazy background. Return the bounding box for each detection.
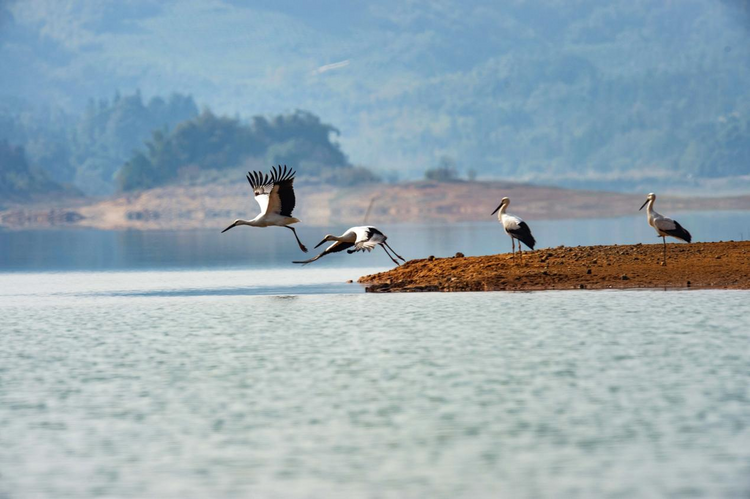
[2,0,750,199]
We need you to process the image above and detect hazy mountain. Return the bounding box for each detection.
[1,0,750,189]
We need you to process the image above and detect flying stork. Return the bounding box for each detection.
[491,197,536,262]
[639,192,692,264]
[221,165,308,252]
[293,226,405,266]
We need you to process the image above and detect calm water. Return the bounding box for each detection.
[1,214,749,498]
[2,210,749,272]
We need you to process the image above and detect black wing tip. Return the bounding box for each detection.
[518,236,535,250]
[671,221,692,243]
[511,221,536,249]
[679,225,692,243]
[270,164,295,183]
[248,165,296,189]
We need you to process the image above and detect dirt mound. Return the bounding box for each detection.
[359,241,750,292]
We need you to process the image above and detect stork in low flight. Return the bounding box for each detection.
[491,197,536,263]
[221,165,308,252]
[639,192,692,264]
[293,226,405,266]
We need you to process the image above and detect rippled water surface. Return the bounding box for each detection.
[1,218,749,498]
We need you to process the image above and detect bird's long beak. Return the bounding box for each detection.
[639,199,648,211]
[221,222,237,233]
[490,203,503,216]
[314,238,328,249]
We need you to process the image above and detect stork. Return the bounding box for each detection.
[491,197,536,263]
[221,165,308,252]
[639,193,692,264]
[293,226,405,266]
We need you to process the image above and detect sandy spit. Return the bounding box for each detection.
[358,241,750,292]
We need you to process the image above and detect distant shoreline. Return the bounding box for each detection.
[3,181,750,231]
[358,242,750,292]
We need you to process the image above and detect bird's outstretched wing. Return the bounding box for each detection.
[655,217,692,242]
[350,226,385,253]
[246,165,297,217]
[293,240,354,265]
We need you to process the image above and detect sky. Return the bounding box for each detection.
[1,0,749,179]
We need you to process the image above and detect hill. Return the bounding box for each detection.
[2,180,750,230]
[2,1,750,186]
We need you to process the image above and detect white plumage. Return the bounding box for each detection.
[639,192,692,264]
[491,197,536,262]
[293,226,404,265]
[221,165,308,252]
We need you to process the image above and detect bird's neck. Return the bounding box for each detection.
[646,199,656,218]
[498,204,508,216]
[334,232,357,243]
[240,219,260,227]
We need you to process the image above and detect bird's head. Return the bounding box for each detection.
[639,193,656,211]
[490,197,510,216]
[221,220,241,233]
[315,234,335,248]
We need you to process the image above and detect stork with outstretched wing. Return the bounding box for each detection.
[293,226,405,266]
[221,165,308,252]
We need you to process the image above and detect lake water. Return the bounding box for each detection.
[1,213,749,498]
[2,210,750,272]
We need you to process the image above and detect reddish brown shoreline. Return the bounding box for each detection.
[3,181,750,230]
[358,242,750,292]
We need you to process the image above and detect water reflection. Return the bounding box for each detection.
[1,211,748,272]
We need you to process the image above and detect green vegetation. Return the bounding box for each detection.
[1,92,377,197]
[116,109,368,192]
[72,92,199,194]
[425,156,460,182]
[0,91,198,196]
[2,1,750,190]
[0,141,69,202]
[696,115,750,178]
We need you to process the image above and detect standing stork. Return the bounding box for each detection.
[221,165,308,252]
[293,226,405,266]
[639,192,691,264]
[491,197,536,263]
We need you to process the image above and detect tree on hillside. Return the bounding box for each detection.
[0,140,67,200]
[72,91,199,195]
[425,156,460,182]
[697,115,750,178]
[117,109,356,192]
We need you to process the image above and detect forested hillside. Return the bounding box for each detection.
[1,0,750,193]
[0,141,71,203]
[0,92,375,196]
[0,92,198,195]
[117,109,376,192]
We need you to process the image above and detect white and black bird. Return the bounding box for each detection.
[491,197,536,262]
[639,192,692,264]
[221,165,308,252]
[293,226,405,266]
